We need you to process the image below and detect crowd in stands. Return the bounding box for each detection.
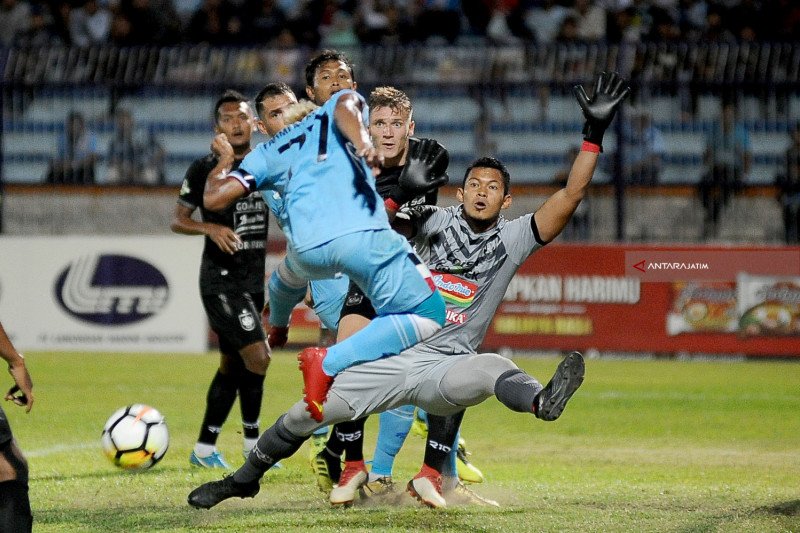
[1,0,800,50]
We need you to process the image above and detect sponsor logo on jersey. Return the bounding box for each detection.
[346,293,363,307]
[446,309,468,325]
[431,271,477,307]
[54,254,169,326]
[239,309,256,331]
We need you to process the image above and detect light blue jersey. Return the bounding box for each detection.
[261,164,347,332]
[231,90,388,253]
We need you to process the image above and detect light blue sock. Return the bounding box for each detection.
[312,426,328,437]
[322,291,445,376]
[267,270,307,327]
[371,406,415,477]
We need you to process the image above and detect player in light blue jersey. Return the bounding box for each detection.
[202,56,446,423]
[250,82,348,350]
[252,82,350,459]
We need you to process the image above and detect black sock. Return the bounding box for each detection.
[424,411,464,474]
[494,369,542,414]
[326,419,363,458]
[238,369,265,439]
[234,415,306,484]
[198,370,237,445]
[337,418,366,462]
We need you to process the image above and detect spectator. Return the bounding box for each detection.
[245,0,286,43]
[572,0,606,42]
[106,108,166,185]
[186,0,235,44]
[121,0,172,45]
[320,9,358,47]
[415,0,461,44]
[13,3,62,47]
[699,100,752,238]
[69,0,112,47]
[523,0,569,44]
[106,108,138,184]
[619,109,666,186]
[777,122,800,244]
[0,0,31,47]
[45,111,99,185]
[354,0,412,44]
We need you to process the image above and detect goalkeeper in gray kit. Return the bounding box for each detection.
[188,71,631,509]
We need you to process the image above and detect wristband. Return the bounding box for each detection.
[581,141,601,153]
[385,198,401,212]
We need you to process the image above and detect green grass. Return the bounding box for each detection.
[5,352,799,532]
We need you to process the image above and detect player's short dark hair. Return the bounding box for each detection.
[254,82,295,120]
[368,86,412,120]
[213,89,248,125]
[463,157,511,195]
[304,49,355,88]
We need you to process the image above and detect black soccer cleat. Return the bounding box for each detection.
[535,351,585,421]
[187,475,260,509]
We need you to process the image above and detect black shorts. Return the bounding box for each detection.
[339,281,377,322]
[0,479,32,533]
[202,291,266,354]
[0,405,12,448]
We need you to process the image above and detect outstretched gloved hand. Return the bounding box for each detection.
[572,71,631,151]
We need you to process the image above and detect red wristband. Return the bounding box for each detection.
[581,141,601,153]
[385,198,401,212]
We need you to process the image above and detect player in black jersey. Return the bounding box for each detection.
[0,320,34,533]
[171,90,270,469]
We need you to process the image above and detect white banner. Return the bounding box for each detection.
[0,236,207,353]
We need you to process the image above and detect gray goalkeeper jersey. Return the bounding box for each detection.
[409,205,543,355]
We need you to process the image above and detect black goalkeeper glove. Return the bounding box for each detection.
[385,138,450,208]
[572,71,631,150]
[399,138,449,195]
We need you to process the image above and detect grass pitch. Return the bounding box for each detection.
[5,351,799,532]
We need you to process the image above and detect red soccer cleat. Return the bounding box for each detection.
[297,347,334,422]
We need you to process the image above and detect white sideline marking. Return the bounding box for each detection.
[27,442,97,458]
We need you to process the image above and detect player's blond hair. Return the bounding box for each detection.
[282,99,319,126]
[369,86,413,121]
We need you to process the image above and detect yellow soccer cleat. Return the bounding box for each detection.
[410,410,428,439]
[456,437,485,484]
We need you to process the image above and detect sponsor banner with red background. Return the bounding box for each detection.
[482,244,800,357]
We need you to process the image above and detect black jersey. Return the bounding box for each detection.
[178,154,267,295]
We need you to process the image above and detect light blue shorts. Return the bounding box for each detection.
[288,229,433,316]
[309,275,349,331]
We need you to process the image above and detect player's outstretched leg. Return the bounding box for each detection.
[188,412,308,509]
[187,475,260,509]
[298,347,334,421]
[534,351,585,421]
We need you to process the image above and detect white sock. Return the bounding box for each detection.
[194,443,216,457]
[368,472,388,482]
[243,437,258,454]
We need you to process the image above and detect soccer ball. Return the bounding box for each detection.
[101,404,169,470]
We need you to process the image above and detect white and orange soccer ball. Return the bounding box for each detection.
[101,404,169,470]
